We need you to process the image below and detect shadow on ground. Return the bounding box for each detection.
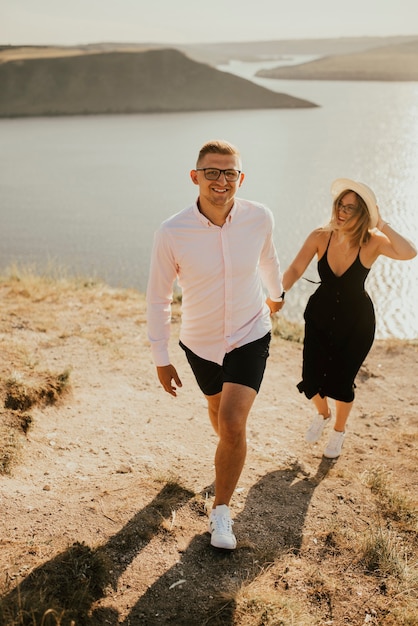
[0,459,334,625]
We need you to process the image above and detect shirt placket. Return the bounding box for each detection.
[221,221,233,350]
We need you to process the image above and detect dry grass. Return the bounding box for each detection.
[0,368,71,475]
[4,370,70,412]
[362,466,418,530]
[0,266,133,474]
[0,372,71,475]
[207,465,418,625]
[271,315,304,343]
[219,562,318,626]
[0,269,417,625]
[0,420,22,475]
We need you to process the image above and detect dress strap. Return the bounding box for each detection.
[325,231,333,253]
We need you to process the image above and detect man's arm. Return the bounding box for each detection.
[258,210,284,304]
[146,228,182,395]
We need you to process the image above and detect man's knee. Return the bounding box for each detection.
[218,411,247,442]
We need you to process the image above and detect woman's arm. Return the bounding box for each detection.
[282,229,324,292]
[373,211,417,261]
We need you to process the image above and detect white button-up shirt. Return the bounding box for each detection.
[146,198,283,366]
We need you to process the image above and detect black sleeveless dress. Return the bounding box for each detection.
[297,235,375,402]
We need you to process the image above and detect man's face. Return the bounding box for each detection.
[190,153,244,210]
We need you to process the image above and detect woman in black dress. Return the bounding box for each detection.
[282,178,416,458]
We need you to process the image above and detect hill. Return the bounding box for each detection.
[0,48,315,118]
[256,38,418,81]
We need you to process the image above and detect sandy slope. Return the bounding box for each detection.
[0,280,417,624]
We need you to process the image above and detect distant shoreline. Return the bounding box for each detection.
[1,37,417,119]
[256,38,418,82]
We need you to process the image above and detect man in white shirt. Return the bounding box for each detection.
[146,140,284,549]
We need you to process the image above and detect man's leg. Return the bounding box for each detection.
[184,335,268,548]
[210,382,257,508]
[206,392,221,435]
[206,382,256,549]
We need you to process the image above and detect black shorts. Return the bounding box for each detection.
[179,333,271,396]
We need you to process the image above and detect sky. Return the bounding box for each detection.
[1,0,418,46]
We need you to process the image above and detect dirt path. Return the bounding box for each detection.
[0,279,417,625]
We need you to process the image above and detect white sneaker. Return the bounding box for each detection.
[208,505,237,550]
[305,413,331,443]
[324,430,345,458]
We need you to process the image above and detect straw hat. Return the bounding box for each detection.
[331,178,378,228]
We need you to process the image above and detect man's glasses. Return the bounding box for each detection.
[338,201,358,215]
[195,168,241,182]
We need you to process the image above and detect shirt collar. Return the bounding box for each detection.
[193,198,239,227]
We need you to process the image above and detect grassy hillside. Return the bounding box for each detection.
[0,48,315,117]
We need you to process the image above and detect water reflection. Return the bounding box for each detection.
[0,78,417,338]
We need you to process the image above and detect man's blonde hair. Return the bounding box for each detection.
[196,140,241,167]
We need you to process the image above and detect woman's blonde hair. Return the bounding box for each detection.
[326,190,371,247]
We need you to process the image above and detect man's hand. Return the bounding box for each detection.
[157,365,183,397]
[266,297,285,316]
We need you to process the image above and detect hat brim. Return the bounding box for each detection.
[331,178,378,228]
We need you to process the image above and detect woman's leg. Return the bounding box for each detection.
[334,400,353,432]
[323,400,353,458]
[305,394,332,443]
[311,394,331,418]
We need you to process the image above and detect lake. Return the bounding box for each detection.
[1,63,417,338]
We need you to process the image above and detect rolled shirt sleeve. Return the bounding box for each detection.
[146,228,178,366]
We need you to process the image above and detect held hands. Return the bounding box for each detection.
[157,364,182,397]
[266,297,285,316]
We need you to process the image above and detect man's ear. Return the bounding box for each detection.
[238,172,245,187]
[190,170,199,185]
